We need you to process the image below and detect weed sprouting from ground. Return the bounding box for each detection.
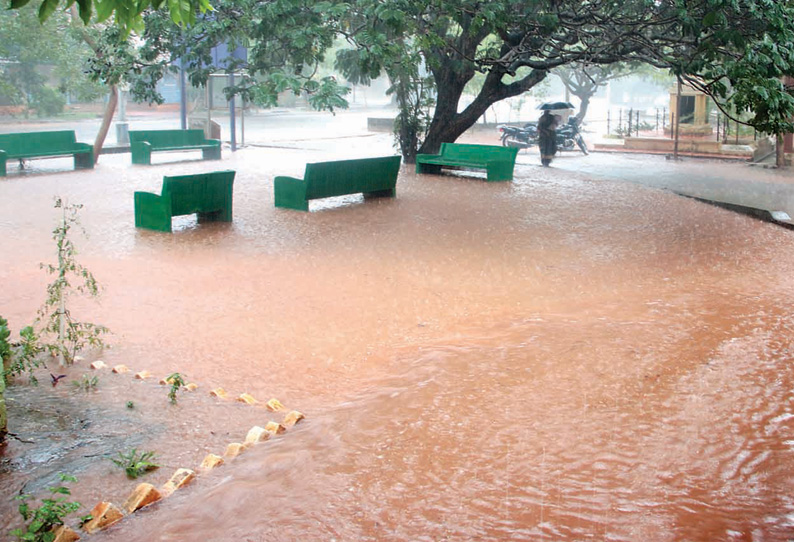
[111,449,159,479]
[9,473,82,542]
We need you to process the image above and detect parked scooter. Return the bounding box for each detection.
[498,122,538,149]
[556,117,589,155]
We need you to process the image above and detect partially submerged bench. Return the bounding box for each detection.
[415,143,518,181]
[274,155,401,211]
[0,130,94,176]
[129,129,221,165]
[134,170,235,232]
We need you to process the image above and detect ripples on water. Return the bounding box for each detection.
[2,147,794,540]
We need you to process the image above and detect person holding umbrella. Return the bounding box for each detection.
[537,108,559,167]
[537,101,574,167]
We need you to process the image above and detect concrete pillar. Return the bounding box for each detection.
[694,94,707,125]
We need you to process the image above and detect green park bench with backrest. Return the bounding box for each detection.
[274,155,402,211]
[129,129,221,165]
[0,130,94,176]
[415,143,519,181]
[134,170,235,232]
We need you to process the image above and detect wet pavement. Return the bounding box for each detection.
[544,149,794,223]
[1,111,794,540]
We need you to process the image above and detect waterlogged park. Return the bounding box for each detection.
[4,1,794,541]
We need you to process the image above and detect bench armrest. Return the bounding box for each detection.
[131,141,152,165]
[134,191,172,231]
[274,175,309,211]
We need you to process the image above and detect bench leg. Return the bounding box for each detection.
[363,188,396,199]
[202,146,221,161]
[0,157,6,177]
[197,209,231,223]
[416,163,442,175]
[74,152,94,170]
[486,164,514,182]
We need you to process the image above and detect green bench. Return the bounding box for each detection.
[0,130,94,176]
[274,155,401,211]
[415,142,519,181]
[134,170,235,232]
[129,129,221,165]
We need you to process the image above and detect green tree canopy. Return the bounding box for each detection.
[9,0,210,35]
[12,0,794,160]
[330,0,794,156]
[0,4,103,114]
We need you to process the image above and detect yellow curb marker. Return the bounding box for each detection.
[122,483,162,513]
[82,502,123,534]
[237,393,258,405]
[160,468,196,498]
[200,453,224,471]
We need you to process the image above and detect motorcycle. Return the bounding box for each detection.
[556,117,589,155]
[498,122,538,149]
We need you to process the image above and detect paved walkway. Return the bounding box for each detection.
[511,147,794,226]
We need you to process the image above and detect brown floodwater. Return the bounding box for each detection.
[2,140,794,541]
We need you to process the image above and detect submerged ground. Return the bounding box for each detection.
[1,124,794,541]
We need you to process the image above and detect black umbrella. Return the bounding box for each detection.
[538,101,575,110]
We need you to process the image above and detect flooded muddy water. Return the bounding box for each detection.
[2,141,794,541]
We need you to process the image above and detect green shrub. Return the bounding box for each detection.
[9,473,82,542]
[31,87,65,117]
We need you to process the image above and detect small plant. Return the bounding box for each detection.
[166,373,186,404]
[125,401,134,409]
[9,473,81,542]
[0,316,11,371]
[71,375,98,391]
[4,326,45,385]
[37,198,109,367]
[111,449,159,479]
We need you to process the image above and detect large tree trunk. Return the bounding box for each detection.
[777,134,786,168]
[69,6,116,164]
[416,64,547,159]
[575,95,592,122]
[94,87,118,164]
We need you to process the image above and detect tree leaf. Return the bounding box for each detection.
[37,0,59,22]
[76,0,92,24]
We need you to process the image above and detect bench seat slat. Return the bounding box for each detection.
[6,147,92,159]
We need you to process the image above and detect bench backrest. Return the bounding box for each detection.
[304,156,401,200]
[161,170,235,215]
[130,129,207,148]
[0,130,78,155]
[439,143,517,161]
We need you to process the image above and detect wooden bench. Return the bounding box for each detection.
[0,130,94,176]
[274,155,401,211]
[129,129,221,165]
[415,143,518,181]
[134,170,235,232]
